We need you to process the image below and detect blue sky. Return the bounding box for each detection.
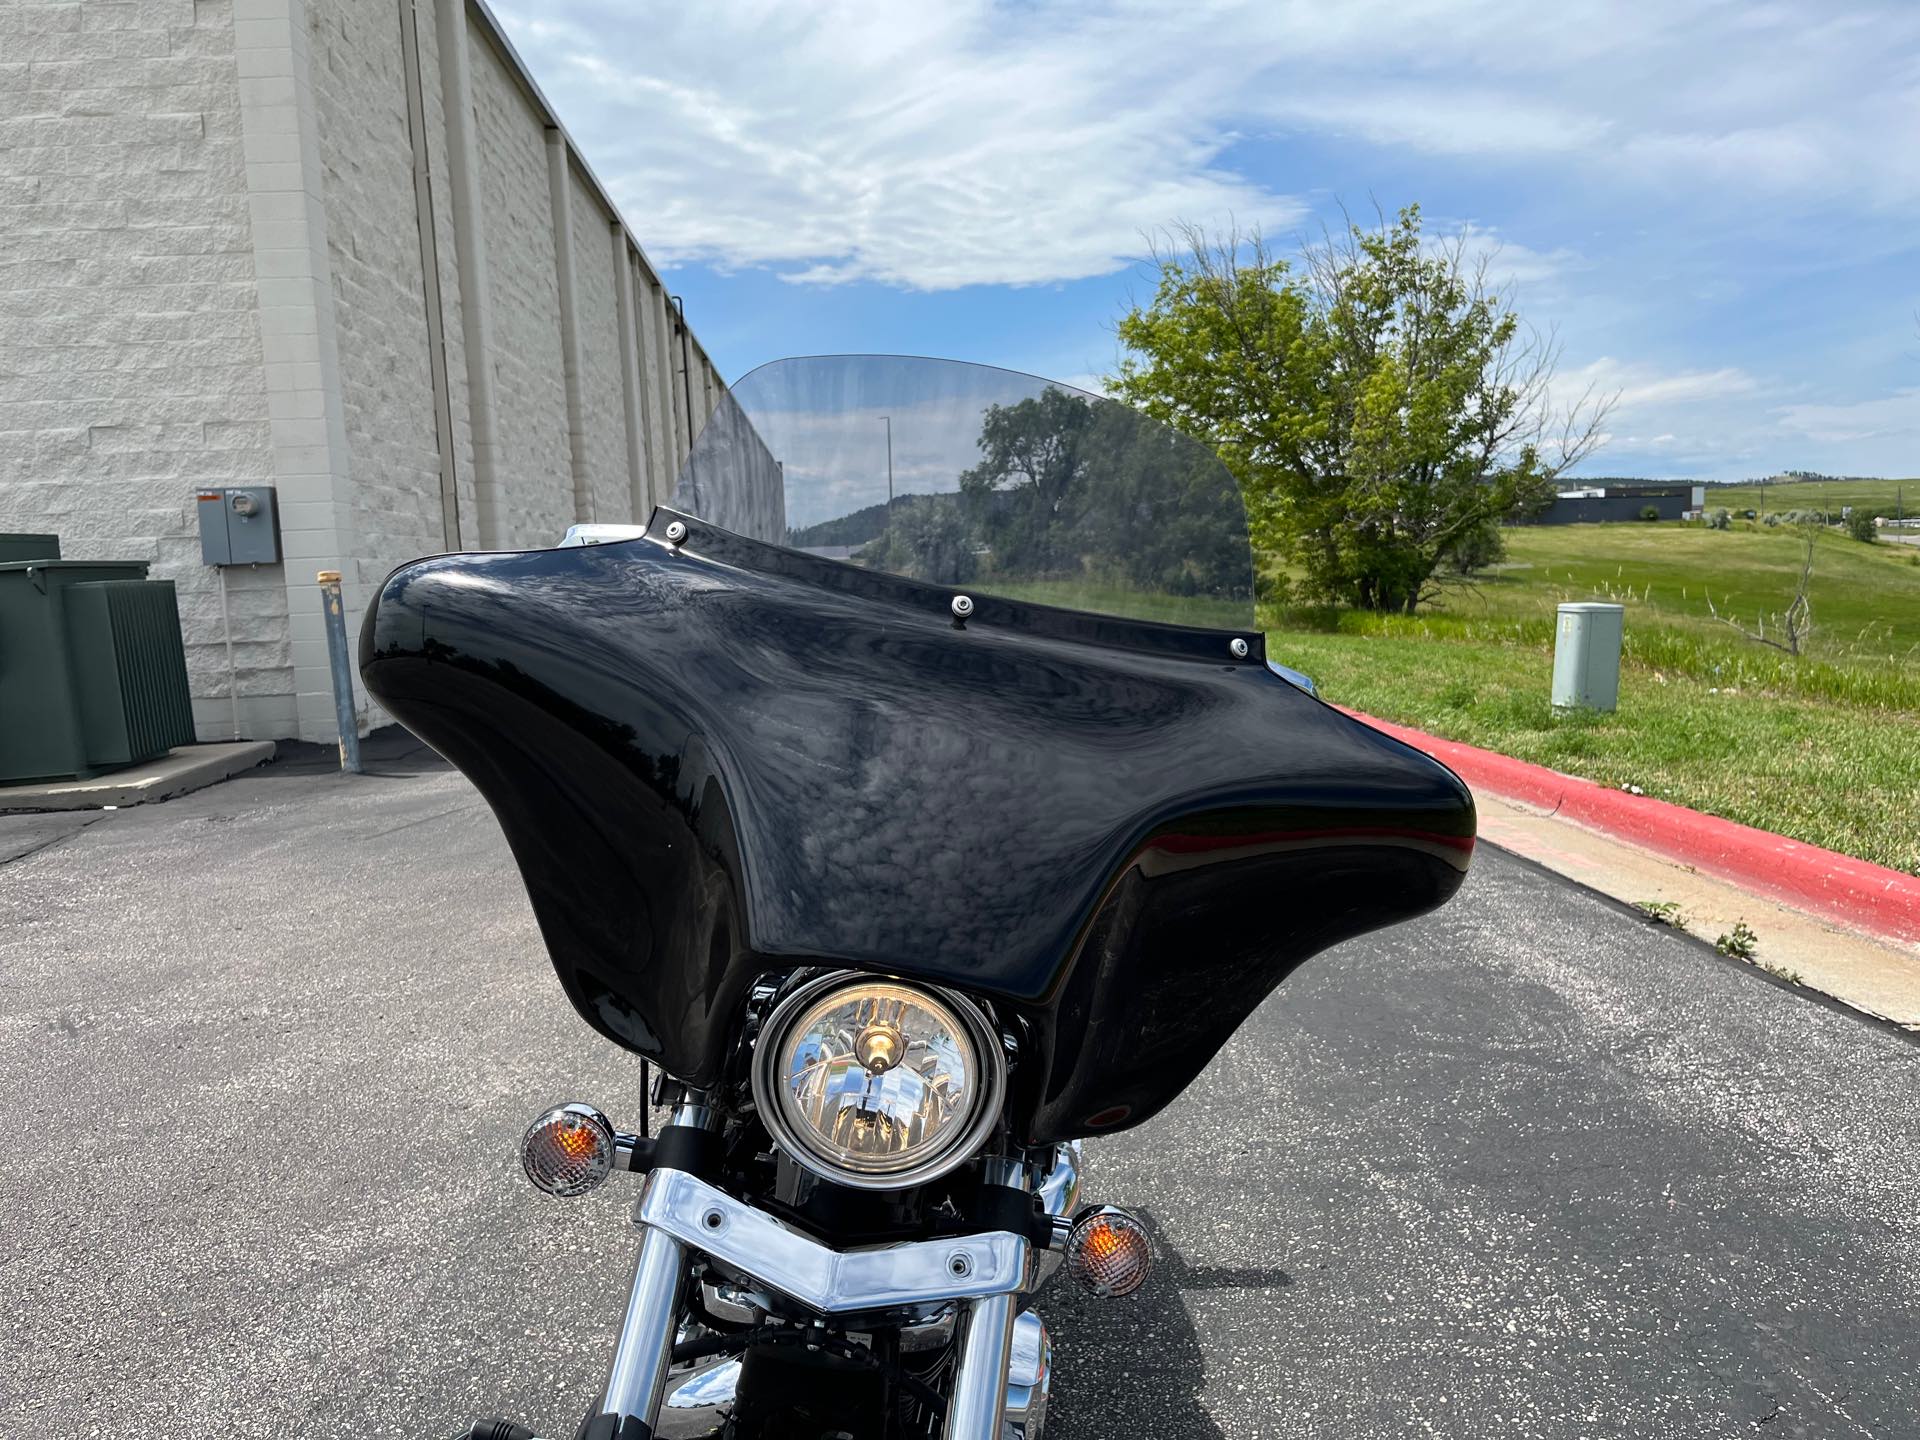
[494,1,1919,480]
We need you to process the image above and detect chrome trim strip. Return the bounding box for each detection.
[1004,1310,1051,1439]
[655,1354,741,1439]
[1036,1140,1082,1223]
[1032,1140,1082,1292]
[637,1167,1030,1312]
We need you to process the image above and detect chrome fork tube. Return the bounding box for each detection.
[596,1098,713,1431]
[944,1291,1018,1439]
[942,1156,1028,1440]
[600,1224,689,1425]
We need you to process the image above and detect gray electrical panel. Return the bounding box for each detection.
[196,487,281,566]
[1552,602,1625,714]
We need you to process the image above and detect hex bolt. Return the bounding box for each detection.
[664,520,688,545]
[951,594,975,620]
[1229,637,1250,659]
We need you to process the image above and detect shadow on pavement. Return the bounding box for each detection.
[265,723,449,779]
[1046,1213,1291,1438]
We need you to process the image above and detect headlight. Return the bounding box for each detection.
[751,975,1006,1191]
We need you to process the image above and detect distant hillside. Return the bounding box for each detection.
[788,491,984,548]
[788,500,893,549]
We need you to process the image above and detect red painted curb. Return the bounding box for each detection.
[1339,707,1920,947]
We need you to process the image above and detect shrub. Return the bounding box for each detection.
[1706,508,1731,530]
[1640,505,1661,521]
[1847,509,1878,543]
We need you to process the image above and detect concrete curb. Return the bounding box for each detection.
[0,741,277,814]
[1343,708,1920,948]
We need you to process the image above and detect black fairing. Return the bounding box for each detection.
[359,513,1474,1145]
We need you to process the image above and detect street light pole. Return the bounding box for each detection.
[881,414,894,540]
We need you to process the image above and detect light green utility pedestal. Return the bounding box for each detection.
[1552,602,1624,714]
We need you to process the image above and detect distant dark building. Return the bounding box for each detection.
[1516,482,1706,525]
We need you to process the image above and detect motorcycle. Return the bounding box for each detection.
[359,355,1474,1440]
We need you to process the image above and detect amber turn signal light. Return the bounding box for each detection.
[1062,1206,1154,1297]
[520,1103,617,1198]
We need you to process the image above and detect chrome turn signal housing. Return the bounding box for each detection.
[751,974,1006,1192]
[520,1102,617,1197]
[1062,1206,1154,1297]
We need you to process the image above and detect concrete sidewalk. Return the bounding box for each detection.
[0,740,275,814]
[1479,790,1920,1030]
[1340,707,1920,1030]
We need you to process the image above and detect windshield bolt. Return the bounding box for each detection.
[1229,637,1250,659]
[950,594,975,621]
[664,520,688,545]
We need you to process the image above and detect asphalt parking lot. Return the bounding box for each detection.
[2,744,1916,1439]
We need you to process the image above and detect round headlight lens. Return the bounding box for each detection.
[755,979,1001,1189]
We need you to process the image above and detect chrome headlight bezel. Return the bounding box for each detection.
[750,972,1007,1192]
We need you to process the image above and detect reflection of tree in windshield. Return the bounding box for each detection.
[856,388,1251,603]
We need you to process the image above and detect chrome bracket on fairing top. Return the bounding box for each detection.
[636,1167,1031,1312]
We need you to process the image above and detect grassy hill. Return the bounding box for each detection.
[1706,475,1917,517]
[1489,523,1920,685]
[1264,519,1920,874]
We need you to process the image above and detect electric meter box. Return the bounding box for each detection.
[1551,602,1625,714]
[196,487,281,566]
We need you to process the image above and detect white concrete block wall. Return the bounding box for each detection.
[567,175,631,525]
[407,0,477,549]
[2,0,718,743]
[230,0,360,744]
[0,0,295,740]
[631,259,671,508]
[468,31,570,549]
[307,0,448,589]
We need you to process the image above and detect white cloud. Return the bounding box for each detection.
[1562,358,1761,412]
[497,2,1306,291]
[1776,388,1920,446]
[495,1,1919,293]
[1547,359,1776,473]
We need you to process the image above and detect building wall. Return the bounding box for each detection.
[0,0,725,743]
[308,0,447,592]
[0,0,294,737]
[1522,492,1692,525]
[567,172,631,524]
[467,29,570,549]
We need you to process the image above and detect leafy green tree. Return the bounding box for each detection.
[1110,206,1613,612]
[863,495,978,585]
[958,389,1250,597]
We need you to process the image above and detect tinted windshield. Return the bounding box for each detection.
[670,354,1253,628]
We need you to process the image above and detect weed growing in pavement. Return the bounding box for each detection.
[1759,960,1804,985]
[1715,920,1760,961]
[1634,900,1688,931]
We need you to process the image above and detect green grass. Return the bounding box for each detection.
[1262,520,1920,875]
[971,577,1252,630]
[1706,475,1917,517]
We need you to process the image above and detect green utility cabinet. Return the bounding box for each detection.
[1551,602,1625,714]
[0,552,197,783]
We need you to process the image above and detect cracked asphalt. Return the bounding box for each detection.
[2,741,1916,1439]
